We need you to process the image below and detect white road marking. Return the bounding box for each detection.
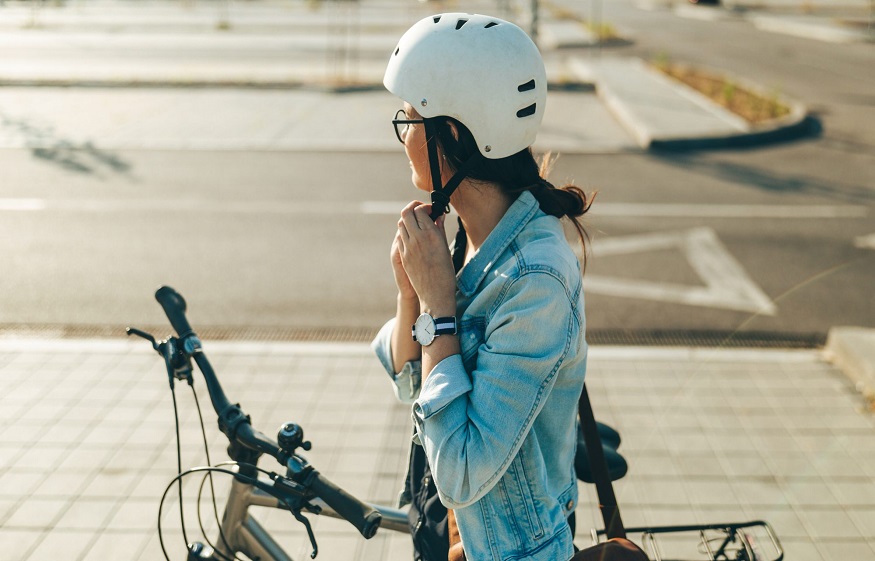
[855,233,875,250]
[587,227,777,315]
[0,199,867,219]
[0,198,46,211]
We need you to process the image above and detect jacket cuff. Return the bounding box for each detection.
[412,354,471,426]
[371,317,422,404]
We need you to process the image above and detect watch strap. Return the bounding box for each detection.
[433,316,457,336]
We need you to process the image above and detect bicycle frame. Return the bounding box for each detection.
[207,469,410,561]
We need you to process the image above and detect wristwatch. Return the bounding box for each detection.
[412,313,457,346]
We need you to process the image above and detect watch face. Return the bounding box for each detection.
[414,314,436,346]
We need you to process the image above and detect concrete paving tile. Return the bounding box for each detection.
[777,538,825,561]
[684,479,741,507]
[79,468,142,499]
[828,479,875,507]
[765,452,822,478]
[812,454,868,478]
[384,532,415,561]
[718,454,773,478]
[103,498,159,531]
[4,497,70,529]
[848,508,875,538]
[623,452,679,477]
[746,505,810,539]
[10,444,69,471]
[356,532,393,561]
[0,422,45,445]
[53,497,118,530]
[30,470,92,497]
[816,539,875,561]
[780,477,841,507]
[0,445,24,470]
[80,530,152,561]
[797,507,864,539]
[751,431,805,455]
[55,445,115,472]
[839,433,875,455]
[36,422,91,445]
[710,432,763,454]
[674,451,727,477]
[640,505,700,527]
[731,478,789,507]
[0,529,43,561]
[701,414,749,433]
[635,479,692,507]
[0,470,44,498]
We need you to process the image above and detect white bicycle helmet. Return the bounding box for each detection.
[384,13,547,160]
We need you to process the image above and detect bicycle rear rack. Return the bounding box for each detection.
[592,521,783,561]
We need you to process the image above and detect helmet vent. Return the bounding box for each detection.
[516,103,537,118]
[485,21,499,28]
[455,18,468,30]
[433,16,442,23]
[394,47,400,56]
[517,79,536,93]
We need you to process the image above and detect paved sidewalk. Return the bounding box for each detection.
[1,338,874,561]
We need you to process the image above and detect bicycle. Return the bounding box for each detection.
[130,285,784,561]
[128,286,409,561]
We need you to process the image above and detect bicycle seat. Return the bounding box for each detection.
[575,422,628,483]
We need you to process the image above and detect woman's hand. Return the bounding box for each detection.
[391,229,418,301]
[396,201,456,315]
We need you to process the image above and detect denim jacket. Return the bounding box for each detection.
[372,190,587,561]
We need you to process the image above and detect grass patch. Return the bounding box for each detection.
[652,55,790,124]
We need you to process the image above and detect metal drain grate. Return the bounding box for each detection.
[0,324,826,348]
[586,329,825,349]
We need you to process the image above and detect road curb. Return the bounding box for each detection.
[825,327,875,404]
[621,60,812,151]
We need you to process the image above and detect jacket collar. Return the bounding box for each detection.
[457,190,541,297]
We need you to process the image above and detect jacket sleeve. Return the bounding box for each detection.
[412,271,577,508]
[372,317,422,404]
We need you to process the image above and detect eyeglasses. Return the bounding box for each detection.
[392,109,424,144]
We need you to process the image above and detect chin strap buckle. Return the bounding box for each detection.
[429,190,452,220]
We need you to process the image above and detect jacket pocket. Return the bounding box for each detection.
[499,453,546,544]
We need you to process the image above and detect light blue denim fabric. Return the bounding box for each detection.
[372,190,587,561]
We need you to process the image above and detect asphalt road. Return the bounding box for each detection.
[0,0,872,340]
[0,144,871,338]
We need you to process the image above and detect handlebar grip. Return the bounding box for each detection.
[307,470,381,539]
[155,286,195,337]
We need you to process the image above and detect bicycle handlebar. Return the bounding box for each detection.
[151,285,382,539]
[305,469,382,539]
[155,286,195,338]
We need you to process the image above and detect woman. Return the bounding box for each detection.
[372,13,592,561]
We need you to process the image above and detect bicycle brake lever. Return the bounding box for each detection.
[291,508,318,559]
[126,327,159,350]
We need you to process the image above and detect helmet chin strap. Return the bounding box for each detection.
[424,118,483,221]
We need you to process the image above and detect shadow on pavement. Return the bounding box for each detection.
[648,135,875,204]
[0,112,134,179]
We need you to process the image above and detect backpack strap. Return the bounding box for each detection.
[578,383,627,540]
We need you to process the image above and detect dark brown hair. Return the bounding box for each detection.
[431,117,595,266]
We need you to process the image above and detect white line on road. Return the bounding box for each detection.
[0,199,867,219]
[588,227,777,315]
[855,233,875,250]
